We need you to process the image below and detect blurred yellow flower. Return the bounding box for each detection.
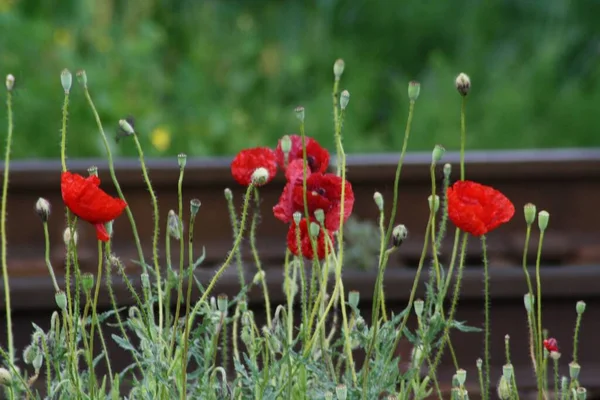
[53,29,73,49]
[151,126,171,152]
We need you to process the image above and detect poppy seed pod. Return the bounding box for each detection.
[190,199,201,218]
[335,384,347,400]
[408,80,420,102]
[55,291,67,311]
[295,106,305,122]
[178,153,187,169]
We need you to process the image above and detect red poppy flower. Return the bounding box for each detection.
[231,147,278,186]
[61,171,127,242]
[447,180,515,237]
[287,217,333,260]
[275,135,330,173]
[543,338,559,353]
[274,171,354,232]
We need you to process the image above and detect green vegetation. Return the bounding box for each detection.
[1,1,599,159]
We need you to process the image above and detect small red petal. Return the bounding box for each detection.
[95,223,110,242]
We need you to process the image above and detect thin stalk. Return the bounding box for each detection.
[535,230,546,399]
[43,222,60,292]
[250,188,272,328]
[460,97,466,181]
[573,310,584,363]
[482,235,491,400]
[1,88,14,363]
[225,191,245,287]
[88,240,105,393]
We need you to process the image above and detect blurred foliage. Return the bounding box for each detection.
[1,0,600,159]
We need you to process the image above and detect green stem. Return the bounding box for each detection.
[460,97,466,181]
[250,189,272,328]
[60,91,69,172]
[535,231,546,399]
[573,310,583,363]
[1,89,14,364]
[180,211,197,399]
[225,191,245,288]
[43,222,60,292]
[482,235,491,400]
[88,240,105,393]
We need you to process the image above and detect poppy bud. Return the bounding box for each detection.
[253,270,265,285]
[432,144,445,165]
[23,344,38,364]
[455,73,471,96]
[538,210,550,232]
[523,293,534,313]
[178,153,187,170]
[340,90,350,110]
[0,368,11,386]
[569,361,580,380]
[314,209,325,225]
[476,358,483,370]
[224,188,233,201]
[497,376,511,400]
[443,163,452,179]
[408,80,420,102]
[428,195,440,213]
[523,203,536,226]
[119,119,135,135]
[217,294,228,314]
[335,384,347,400]
[414,298,424,318]
[502,364,513,380]
[333,59,345,81]
[76,70,87,88]
[167,210,182,240]
[55,291,67,311]
[455,368,466,386]
[82,273,94,294]
[32,352,43,371]
[373,192,384,212]
[309,222,320,238]
[251,167,269,185]
[550,351,561,360]
[576,300,586,315]
[190,198,201,218]
[576,387,587,400]
[348,290,360,308]
[61,69,72,94]
[35,197,51,222]
[293,212,302,225]
[295,106,305,122]
[392,224,408,247]
[88,165,98,177]
[5,74,15,92]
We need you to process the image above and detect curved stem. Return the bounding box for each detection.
[482,235,491,400]
[43,222,60,292]
[250,189,272,328]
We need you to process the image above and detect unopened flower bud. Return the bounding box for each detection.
[550,351,561,360]
[23,344,38,364]
[476,358,483,369]
[524,293,534,313]
[76,70,87,87]
[538,210,550,232]
[414,299,424,318]
[178,153,187,169]
[406,81,421,102]
[373,192,384,212]
[217,294,228,313]
[443,163,452,179]
[87,165,98,177]
[455,73,471,96]
[293,212,302,225]
[333,59,345,80]
[55,291,67,311]
[576,387,587,400]
[61,69,72,94]
[63,227,77,246]
[168,210,182,240]
[5,74,15,92]
[455,368,466,386]
[576,300,586,315]
[348,290,360,308]
[210,296,217,311]
[432,144,445,164]
[295,106,305,122]
[0,368,11,386]
[502,364,514,379]
[253,270,265,285]
[190,198,201,218]
[224,188,233,201]
[428,195,440,213]
[251,167,269,185]
[569,361,580,380]
[119,119,135,135]
[309,222,320,238]
[82,273,94,293]
[340,90,350,110]
[314,209,325,225]
[35,198,51,222]
[497,376,511,400]
[523,203,536,225]
[335,384,347,400]
[392,224,408,247]
[32,352,43,371]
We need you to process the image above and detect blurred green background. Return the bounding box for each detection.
[1,0,599,159]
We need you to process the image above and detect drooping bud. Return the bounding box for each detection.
[576,300,586,315]
[309,222,320,238]
[217,294,228,314]
[119,119,135,135]
[348,290,360,308]
[455,368,466,386]
[55,291,67,311]
[61,69,72,94]
[82,273,94,294]
[414,299,424,318]
[314,209,325,225]
[432,144,445,164]
[251,167,269,185]
[0,368,11,386]
[167,210,182,240]
[23,344,38,364]
[35,198,51,222]
[538,210,550,232]
[224,188,233,201]
[32,352,43,371]
[295,106,305,122]
[524,293,535,314]
[293,212,302,225]
[76,70,87,88]
[408,80,421,102]
[178,153,187,170]
[333,59,345,81]
[392,224,408,247]
[373,192,384,212]
[87,165,98,177]
[428,195,440,213]
[340,90,350,110]
[497,376,511,400]
[455,73,471,96]
[253,270,265,285]
[335,384,347,400]
[190,199,201,218]
[5,74,15,92]
[569,362,581,380]
[523,203,536,226]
